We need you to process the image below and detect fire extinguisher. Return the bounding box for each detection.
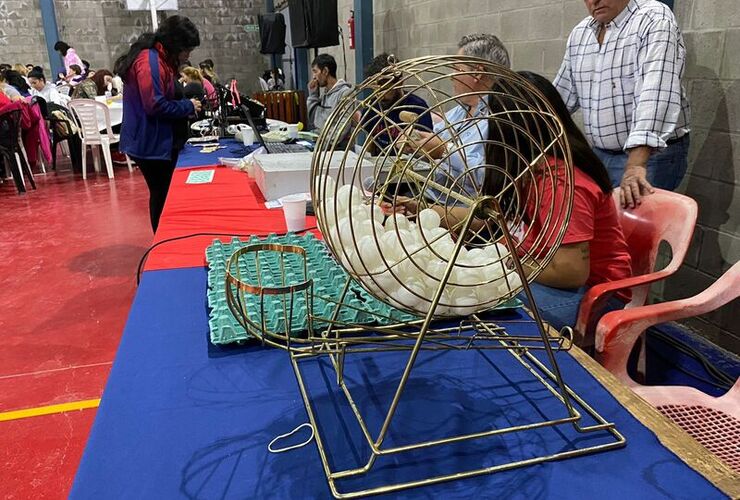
[348,10,355,50]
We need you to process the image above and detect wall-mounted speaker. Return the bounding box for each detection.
[287,0,339,49]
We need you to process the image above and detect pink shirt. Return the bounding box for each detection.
[64,48,84,75]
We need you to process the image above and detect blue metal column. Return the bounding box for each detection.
[40,0,64,77]
[294,47,309,91]
[353,0,373,84]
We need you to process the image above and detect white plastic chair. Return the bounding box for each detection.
[68,99,132,179]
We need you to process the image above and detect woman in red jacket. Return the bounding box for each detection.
[115,15,201,232]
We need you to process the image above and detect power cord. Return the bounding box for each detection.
[646,328,736,390]
[135,227,318,285]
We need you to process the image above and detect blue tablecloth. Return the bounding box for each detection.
[70,267,723,499]
[177,139,257,168]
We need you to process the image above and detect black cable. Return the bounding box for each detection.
[650,328,736,386]
[646,329,736,390]
[135,227,318,285]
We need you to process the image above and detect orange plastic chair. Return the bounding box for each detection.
[595,261,740,473]
[574,188,698,348]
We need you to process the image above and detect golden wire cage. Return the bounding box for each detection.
[225,55,625,498]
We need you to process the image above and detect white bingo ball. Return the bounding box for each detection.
[336,184,362,212]
[313,174,336,199]
[384,212,411,232]
[418,208,441,230]
[379,230,405,263]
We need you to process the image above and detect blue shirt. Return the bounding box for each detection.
[428,99,489,206]
[361,92,433,149]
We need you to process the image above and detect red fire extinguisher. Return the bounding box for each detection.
[348,10,355,50]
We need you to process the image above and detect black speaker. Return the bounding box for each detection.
[287,0,339,49]
[259,13,287,54]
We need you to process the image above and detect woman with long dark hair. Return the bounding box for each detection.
[115,15,202,232]
[483,71,631,333]
[54,41,84,77]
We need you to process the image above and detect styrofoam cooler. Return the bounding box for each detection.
[253,151,374,201]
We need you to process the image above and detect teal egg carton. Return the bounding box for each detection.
[205,233,419,345]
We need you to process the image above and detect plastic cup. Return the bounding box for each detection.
[287,124,299,139]
[242,128,255,146]
[280,194,307,232]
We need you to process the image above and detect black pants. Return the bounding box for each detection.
[132,151,180,232]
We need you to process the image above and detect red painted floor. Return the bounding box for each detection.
[0,165,152,498]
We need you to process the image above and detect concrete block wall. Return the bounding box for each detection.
[7,0,267,92]
[0,0,51,74]
[57,0,267,92]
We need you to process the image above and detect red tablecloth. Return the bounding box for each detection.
[144,166,317,271]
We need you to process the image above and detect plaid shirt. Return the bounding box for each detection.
[554,0,690,152]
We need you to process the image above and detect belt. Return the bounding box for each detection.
[597,133,688,154]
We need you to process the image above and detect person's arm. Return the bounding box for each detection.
[133,50,195,119]
[621,18,685,206]
[529,241,590,288]
[306,78,321,129]
[553,32,580,114]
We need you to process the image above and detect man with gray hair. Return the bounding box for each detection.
[401,33,510,207]
[457,33,510,68]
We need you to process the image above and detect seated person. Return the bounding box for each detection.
[399,34,511,206]
[199,59,220,85]
[180,66,205,100]
[267,68,284,91]
[28,68,70,107]
[72,69,113,99]
[4,70,31,97]
[359,53,433,155]
[1,70,22,100]
[307,54,352,132]
[390,71,632,336]
[67,64,85,86]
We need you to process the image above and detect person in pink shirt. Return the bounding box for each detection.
[54,41,84,77]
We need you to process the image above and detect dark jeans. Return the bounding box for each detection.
[593,134,690,190]
[517,282,625,336]
[131,151,180,233]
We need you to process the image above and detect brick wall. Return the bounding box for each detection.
[0,0,51,74]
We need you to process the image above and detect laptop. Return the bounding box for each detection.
[241,104,310,154]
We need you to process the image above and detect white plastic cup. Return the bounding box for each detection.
[280,194,307,232]
[287,124,299,139]
[242,128,255,146]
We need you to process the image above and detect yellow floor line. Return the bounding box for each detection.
[0,399,101,422]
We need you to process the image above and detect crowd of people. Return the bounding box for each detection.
[0,28,221,226]
[1,0,689,338]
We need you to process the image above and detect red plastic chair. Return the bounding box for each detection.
[595,261,740,473]
[574,188,698,348]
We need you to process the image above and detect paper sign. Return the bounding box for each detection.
[186,170,215,184]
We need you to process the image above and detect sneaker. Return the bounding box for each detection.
[111,151,128,164]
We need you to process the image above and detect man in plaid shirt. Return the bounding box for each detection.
[554,0,690,208]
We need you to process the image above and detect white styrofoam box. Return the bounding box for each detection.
[253,151,375,201]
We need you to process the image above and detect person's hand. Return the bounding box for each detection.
[397,129,446,159]
[190,98,202,114]
[308,78,318,92]
[380,195,418,217]
[620,164,654,208]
